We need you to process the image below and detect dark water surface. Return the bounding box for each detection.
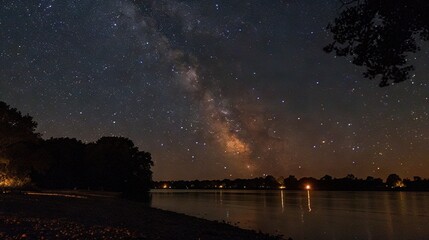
[151,190,429,240]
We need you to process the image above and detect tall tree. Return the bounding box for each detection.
[85,137,153,193]
[0,101,39,152]
[325,0,429,87]
[0,101,40,175]
[31,138,86,189]
[386,173,402,188]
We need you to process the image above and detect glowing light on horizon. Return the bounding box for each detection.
[0,176,30,188]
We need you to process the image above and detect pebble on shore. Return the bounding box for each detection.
[0,192,284,240]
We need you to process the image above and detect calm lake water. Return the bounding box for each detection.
[151,190,429,240]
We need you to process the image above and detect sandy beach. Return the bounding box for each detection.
[0,192,283,240]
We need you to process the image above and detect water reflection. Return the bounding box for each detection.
[307,190,311,212]
[151,190,429,240]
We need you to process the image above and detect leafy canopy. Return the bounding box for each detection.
[325,0,429,87]
[0,101,39,152]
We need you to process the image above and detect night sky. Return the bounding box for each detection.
[1,0,429,180]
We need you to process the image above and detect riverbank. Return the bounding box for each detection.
[0,191,283,240]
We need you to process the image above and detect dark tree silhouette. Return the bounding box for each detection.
[85,137,153,194]
[29,136,154,196]
[320,175,333,181]
[0,101,39,155]
[155,174,429,191]
[0,100,153,195]
[264,175,281,188]
[284,175,299,189]
[386,173,402,188]
[31,138,86,189]
[5,140,48,180]
[122,147,154,197]
[0,101,40,178]
[325,0,429,87]
[414,176,422,182]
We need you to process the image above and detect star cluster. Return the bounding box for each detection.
[1,0,429,180]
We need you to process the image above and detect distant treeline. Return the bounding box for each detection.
[155,174,429,191]
[1,101,153,198]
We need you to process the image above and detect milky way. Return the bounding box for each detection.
[1,0,429,180]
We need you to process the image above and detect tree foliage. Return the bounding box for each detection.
[0,101,40,180]
[84,137,153,193]
[325,0,429,87]
[32,138,86,188]
[0,101,39,154]
[0,101,153,196]
[156,173,429,191]
[386,173,402,188]
[30,137,154,195]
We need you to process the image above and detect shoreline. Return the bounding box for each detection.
[0,191,284,240]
